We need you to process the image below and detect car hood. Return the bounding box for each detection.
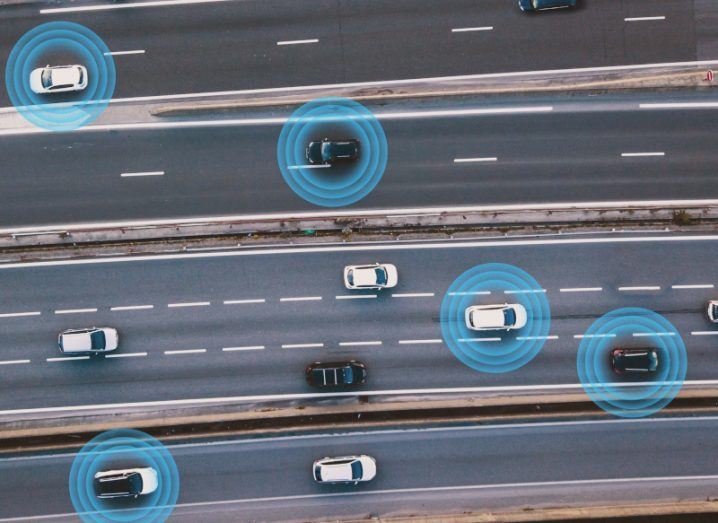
[29,69,44,92]
[384,264,398,288]
[359,456,377,481]
[104,328,119,351]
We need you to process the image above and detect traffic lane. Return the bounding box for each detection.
[0,0,698,105]
[2,103,718,227]
[4,417,718,520]
[0,307,713,413]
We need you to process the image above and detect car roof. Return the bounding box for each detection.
[320,461,353,481]
[61,331,92,351]
[50,66,81,87]
[471,308,505,328]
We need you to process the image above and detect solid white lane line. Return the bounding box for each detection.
[282,343,324,349]
[223,299,266,305]
[671,284,714,290]
[448,291,491,296]
[633,332,675,337]
[120,171,164,177]
[618,286,661,291]
[46,356,90,362]
[378,106,552,120]
[453,157,497,163]
[103,50,146,56]
[164,349,206,355]
[41,0,235,13]
[288,164,331,170]
[517,335,559,341]
[692,331,718,336]
[106,352,147,359]
[560,287,603,293]
[0,311,41,318]
[338,341,382,347]
[280,296,322,302]
[574,333,616,339]
[222,346,265,352]
[54,308,97,314]
[277,39,319,46]
[391,293,435,298]
[110,305,154,311]
[640,102,718,109]
[336,295,377,300]
[451,26,493,33]
[625,16,666,22]
[2,234,718,269]
[167,301,210,308]
[0,359,31,365]
[6,381,718,417]
[398,339,443,345]
[504,289,546,294]
[621,152,665,157]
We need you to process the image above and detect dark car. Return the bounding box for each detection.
[306,360,367,388]
[305,138,360,165]
[610,348,659,376]
[519,0,576,12]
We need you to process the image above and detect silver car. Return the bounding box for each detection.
[29,64,88,94]
[58,327,119,354]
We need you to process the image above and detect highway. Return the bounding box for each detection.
[2,93,718,227]
[3,416,718,521]
[0,232,716,414]
[0,0,707,104]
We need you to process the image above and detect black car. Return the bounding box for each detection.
[305,138,360,165]
[610,348,659,376]
[306,360,367,388]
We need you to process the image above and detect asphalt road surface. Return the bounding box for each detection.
[2,416,718,521]
[0,232,716,413]
[0,0,706,104]
[2,93,718,227]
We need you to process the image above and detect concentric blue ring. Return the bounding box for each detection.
[440,263,551,373]
[277,97,388,207]
[576,307,687,418]
[6,21,115,131]
[69,429,179,523]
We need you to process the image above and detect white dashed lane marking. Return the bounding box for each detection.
[560,287,603,293]
[47,356,90,362]
[391,293,435,298]
[282,343,324,349]
[0,359,30,365]
[280,296,322,302]
[671,284,714,290]
[167,302,210,308]
[106,352,147,358]
[398,339,443,345]
[54,308,97,314]
[338,341,382,347]
[618,286,661,292]
[0,311,41,318]
[222,346,265,352]
[336,295,377,300]
[164,349,207,355]
[223,299,266,305]
[111,305,154,311]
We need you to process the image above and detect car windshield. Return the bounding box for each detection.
[346,270,354,286]
[350,461,363,480]
[41,69,53,88]
[342,367,353,383]
[321,142,333,161]
[374,268,387,285]
[90,331,106,350]
[503,308,517,326]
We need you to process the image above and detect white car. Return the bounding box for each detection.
[58,327,119,354]
[708,300,718,323]
[94,467,158,499]
[343,263,398,290]
[313,455,376,484]
[465,303,527,331]
[29,64,88,94]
